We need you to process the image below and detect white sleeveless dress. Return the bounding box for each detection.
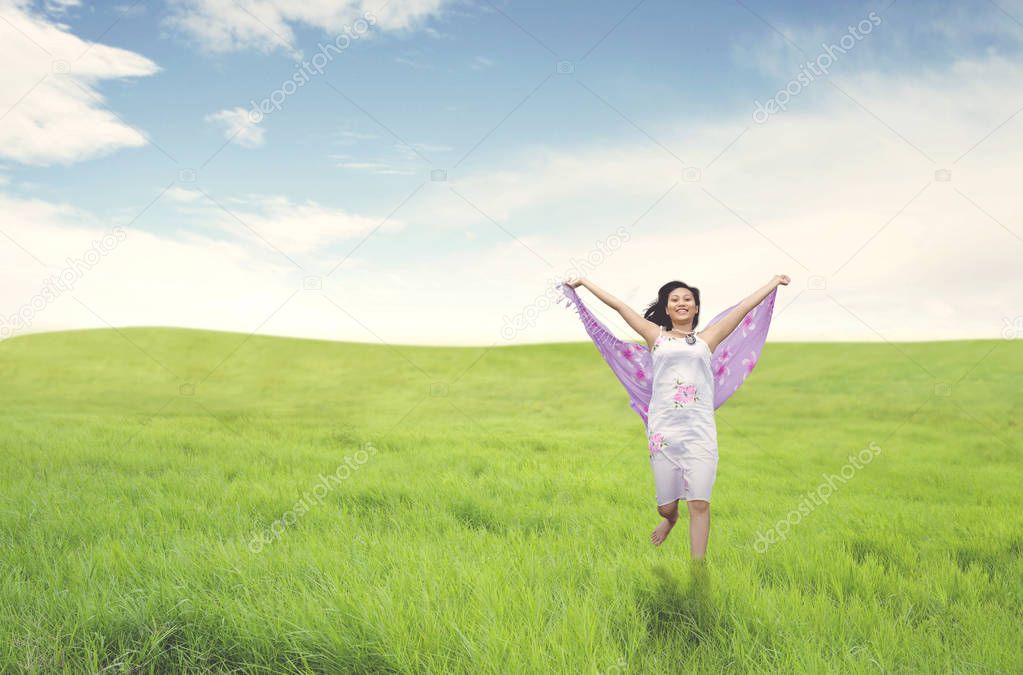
[647,326,719,505]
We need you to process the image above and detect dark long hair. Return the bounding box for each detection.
[643,281,701,330]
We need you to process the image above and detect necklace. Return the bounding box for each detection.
[668,328,697,345]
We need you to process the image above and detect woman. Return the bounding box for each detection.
[564,275,790,560]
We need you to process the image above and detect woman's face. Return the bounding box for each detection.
[668,288,697,322]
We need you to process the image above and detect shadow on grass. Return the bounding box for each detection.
[638,561,720,646]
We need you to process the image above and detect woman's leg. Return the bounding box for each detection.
[687,499,710,560]
[651,499,679,546]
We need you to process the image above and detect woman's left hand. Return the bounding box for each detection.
[773,274,791,286]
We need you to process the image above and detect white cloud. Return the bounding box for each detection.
[0,0,160,166]
[42,0,80,15]
[112,2,148,18]
[399,141,452,157]
[470,55,494,70]
[398,50,1023,344]
[0,187,409,342]
[333,159,417,175]
[333,129,379,144]
[421,25,451,40]
[330,140,446,175]
[167,188,405,256]
[165,0,452,54]
[0,190,298,340]
[394,55,433,70]
[205,106,266,148]
[165,186,203,203]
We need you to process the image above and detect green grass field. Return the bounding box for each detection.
[1,327,1020,673]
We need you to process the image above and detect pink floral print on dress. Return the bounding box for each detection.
[671,377,699,408]
[648,431,668,455]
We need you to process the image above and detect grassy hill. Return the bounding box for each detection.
[1,327,1020,672]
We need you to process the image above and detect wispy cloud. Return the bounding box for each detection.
[394,54,434,70]
[112,2,147,18]
[470,55,494,70]
[42,0,80,15]
[332,158,417,175]
[167,188,406,254]
[205,106,266,148]
[333,129,379,144]
[165,0,453,54]
[330,140,449,175]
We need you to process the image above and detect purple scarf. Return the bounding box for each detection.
[555,282,777,428]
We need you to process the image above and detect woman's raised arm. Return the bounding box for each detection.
[565,277,661,347]
[699,274,790,352]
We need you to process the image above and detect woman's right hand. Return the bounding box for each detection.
[564,277,585,288]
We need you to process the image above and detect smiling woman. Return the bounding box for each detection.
[557,275,787,559]
[557,277,782,418]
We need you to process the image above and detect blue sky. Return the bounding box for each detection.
[18,0,1018,213]
[2,0,1022,345]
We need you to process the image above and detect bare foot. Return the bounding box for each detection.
[650,517,677,546]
